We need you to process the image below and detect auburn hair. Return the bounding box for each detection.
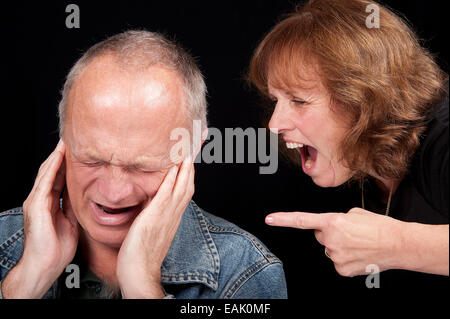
[249,0,447,181]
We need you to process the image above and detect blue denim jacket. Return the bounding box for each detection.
[0,201,287,299]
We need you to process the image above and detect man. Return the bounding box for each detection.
[0,31,287,299]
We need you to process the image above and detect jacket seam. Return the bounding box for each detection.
[187,202,221,289]
[0,228,24,252]
[160,273,216,287]
[0,228,24,270]
[194,214,218,275]
[224,259,280,298]
[206,224,278,264]
[0,208,23,217]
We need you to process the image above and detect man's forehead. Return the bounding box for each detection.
[79,69,174,108]
[67,58,189,133]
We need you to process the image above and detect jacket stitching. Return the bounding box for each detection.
[0,208,23,217]
[206,224,278,264]
[224,259,275,298]
[0,228,24,251]
[190,202,220,287]
[0,256,17,270]
[0,228,24,270]
[160,274,216,286]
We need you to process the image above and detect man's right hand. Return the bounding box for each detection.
[1,140,79,298]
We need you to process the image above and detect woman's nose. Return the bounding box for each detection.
[268,102,294,134]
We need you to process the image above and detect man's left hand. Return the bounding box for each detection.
[116,156,194,298]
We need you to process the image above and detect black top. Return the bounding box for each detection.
[363,91,449,224]
[346,89,449,290]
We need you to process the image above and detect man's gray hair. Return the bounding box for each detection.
[58,30,207,137]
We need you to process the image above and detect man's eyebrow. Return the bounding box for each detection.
[72,150,104,162]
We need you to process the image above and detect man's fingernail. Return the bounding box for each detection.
[266,216,273,224]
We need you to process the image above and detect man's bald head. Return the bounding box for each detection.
[58,30,207,137]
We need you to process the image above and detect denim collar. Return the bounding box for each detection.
[160,201,221,291]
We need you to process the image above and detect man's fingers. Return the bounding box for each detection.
[35,139,63,178]
[32,141,65,191]
[147,156,193,213]
[173,155,193,202]
[32,147,58,193]
[52,159,66,196]
[265,212,327,230]
[35,141,66,197]
[62,189,78,230]
[149,163,179,208]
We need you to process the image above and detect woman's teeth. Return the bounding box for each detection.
[286,142,304,149]
[304,145,315,169]
[285,142,314,169]
[305,159,312,169]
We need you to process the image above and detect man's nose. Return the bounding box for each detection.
[98,166,134,205]
[268,102,294,134]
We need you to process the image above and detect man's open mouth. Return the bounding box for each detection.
[95,203,138,214]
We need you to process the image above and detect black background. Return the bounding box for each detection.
[1,0,448,301]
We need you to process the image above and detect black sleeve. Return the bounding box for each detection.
[413,95,449,217]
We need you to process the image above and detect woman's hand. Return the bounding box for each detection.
[266,207,405,277]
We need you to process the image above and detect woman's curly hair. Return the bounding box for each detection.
[249,0,447,181]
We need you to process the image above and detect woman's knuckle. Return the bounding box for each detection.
[335,264,351,277]
[329,214,345,228]
[348,207,361,214]
[294,215,304,228]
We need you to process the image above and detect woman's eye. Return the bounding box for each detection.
[291,99,306,105]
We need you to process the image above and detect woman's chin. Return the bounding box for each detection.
[311,176,334,188]
[310,171,349,188]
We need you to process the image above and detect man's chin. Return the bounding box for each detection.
[83,226,129,249]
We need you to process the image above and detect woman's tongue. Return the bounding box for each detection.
[305,145,318,169]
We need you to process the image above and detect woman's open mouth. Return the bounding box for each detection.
[286,142,318,173]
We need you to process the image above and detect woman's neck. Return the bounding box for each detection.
[368,173,401,204]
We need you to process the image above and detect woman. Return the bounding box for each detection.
[249,0,448,278]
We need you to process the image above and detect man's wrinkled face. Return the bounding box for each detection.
[64,55,188,248]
